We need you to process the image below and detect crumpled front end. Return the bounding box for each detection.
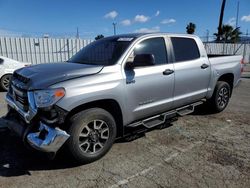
[27,122,69,153]
[1,72,70,154]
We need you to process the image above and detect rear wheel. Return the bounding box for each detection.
[0,74,12,91]
[207,81,231,113]
[67,108,117,164]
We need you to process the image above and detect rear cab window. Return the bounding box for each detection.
[171,37,200,62]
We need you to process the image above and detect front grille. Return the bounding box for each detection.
[16,94,28,105]
[9,72,30,112]
[12,85,29,112]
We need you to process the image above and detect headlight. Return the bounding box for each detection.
[34,88,65,108]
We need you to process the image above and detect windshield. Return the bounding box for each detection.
[69,37,133,65]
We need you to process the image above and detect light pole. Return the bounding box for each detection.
[112,22,117,35]
[235,1,239,28]
[217,0,227,41]
[206,29,209,43]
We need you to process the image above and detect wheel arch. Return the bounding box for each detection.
[217,73,234,96]
[65,99,124,138]
[0,73,12,80]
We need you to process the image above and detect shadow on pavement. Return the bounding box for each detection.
[0,122,176,177]
[0,131,80,177]
[0,89,7,93]
[191,104,217,116]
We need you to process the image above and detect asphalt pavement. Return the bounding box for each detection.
[0,78,250,188]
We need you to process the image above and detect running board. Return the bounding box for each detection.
[176,101,203,116]
[127,101,204,129]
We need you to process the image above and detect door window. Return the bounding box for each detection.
[132,37,168,65]
[171,37,200,62]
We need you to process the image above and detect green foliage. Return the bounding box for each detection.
[186,22,196,34]
[95,34,104,40]
[214,25,242,42]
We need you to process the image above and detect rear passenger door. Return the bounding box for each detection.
[124,37,175,122]
[170,37,211,108]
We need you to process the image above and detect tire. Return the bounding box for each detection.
[207,81,231,113]
[67,108,117,164]
[0,74,12,91]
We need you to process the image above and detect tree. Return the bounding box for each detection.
[186,22,196,34]
[214,24,242,42]
[216,0,227,41]
[95,34,104,40]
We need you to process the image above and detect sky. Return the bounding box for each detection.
[0,0,249,39]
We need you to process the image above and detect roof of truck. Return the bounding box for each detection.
[105,33,198,40]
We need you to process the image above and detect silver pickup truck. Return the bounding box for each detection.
[0,33,242,163]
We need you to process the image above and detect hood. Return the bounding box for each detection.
[13,62,103,90]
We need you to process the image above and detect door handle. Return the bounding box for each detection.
[163,69,174,75]
[201,64,209,69]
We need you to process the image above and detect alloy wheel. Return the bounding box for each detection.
[2,75,11,90]
[78,120,109,154]
[217,87,229,108]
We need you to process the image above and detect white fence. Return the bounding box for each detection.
[0,37,93,64]
[204,42,250,63]
[0,37,249,64]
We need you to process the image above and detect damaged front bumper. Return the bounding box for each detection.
[27,122,70,153]
[5,92,37,124]
[0,114,70,153]
[1,93,70,154]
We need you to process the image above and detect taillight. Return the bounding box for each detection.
[241,59,244,73]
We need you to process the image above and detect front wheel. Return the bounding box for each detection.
[67,108,117,164]
[207,81,231,113]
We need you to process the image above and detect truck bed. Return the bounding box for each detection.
[208,54,242,88]
[208,54,236,58]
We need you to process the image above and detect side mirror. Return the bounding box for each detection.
[133,54,155,67]
[125,54,155,69]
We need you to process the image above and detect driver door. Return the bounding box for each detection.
[124,37,175,123]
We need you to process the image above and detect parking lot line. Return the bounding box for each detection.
[109,121,234,188]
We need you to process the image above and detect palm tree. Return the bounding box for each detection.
[186,22,196,34]
[95,34,104,40]
[216,0,227,41]
[214,24,242,42]
[231,27,242,42]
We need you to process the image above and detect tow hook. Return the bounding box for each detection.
[27,122,70,153]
